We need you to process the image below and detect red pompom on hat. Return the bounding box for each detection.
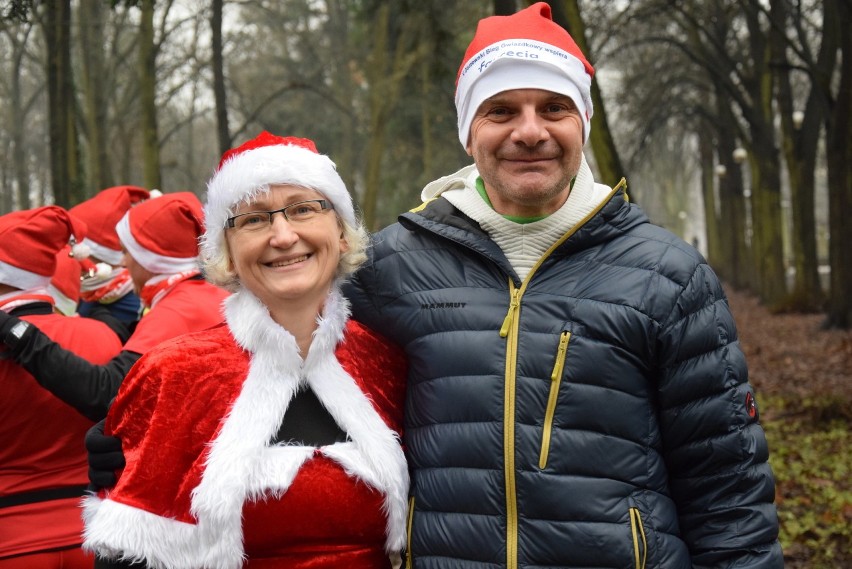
[70,185,150,265]
[202,131,354,265]
[115,192,204,274]
[0,205,88,290]
[454,2,595,147]
[49,245,83,316]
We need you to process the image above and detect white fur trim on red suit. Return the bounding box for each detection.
[83,285,408,568]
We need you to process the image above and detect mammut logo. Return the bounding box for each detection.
[420,302,467,310]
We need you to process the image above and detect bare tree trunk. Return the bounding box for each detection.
[5,24,33,210]
[557,0,627,191]
[716,96,749,290]
[494,0,518,16]
[742,5,786,307]
[824,0,852,329]
[211,0,230,155]
[362,5,425,230]
[770,0,825,311]
[43,0,80,207]
[698,133,721,268]
[79,0,114,194]
[326,0,356,194]
[138,0,161,189]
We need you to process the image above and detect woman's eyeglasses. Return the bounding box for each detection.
[226,199,333,231]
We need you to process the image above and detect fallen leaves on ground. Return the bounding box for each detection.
[725,286,851,568]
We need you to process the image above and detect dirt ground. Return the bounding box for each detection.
[725,286,852,408]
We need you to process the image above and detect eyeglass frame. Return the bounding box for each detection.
[225,199,334,230]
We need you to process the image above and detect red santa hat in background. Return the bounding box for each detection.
[202,131,355,263]
[0,206,88,291]
[115,192,204,274]
[70,185,150,266]
[454,1,595,147]
[49,245,83,316]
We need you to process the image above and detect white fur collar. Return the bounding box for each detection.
[83,286,408,568]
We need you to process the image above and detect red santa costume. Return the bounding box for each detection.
[0,207,123,566]
[83,133,410,568]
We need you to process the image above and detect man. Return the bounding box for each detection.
[346,3,782,568]
[0,193,229,421]
[85,4,782,567]
[0,207,123,568]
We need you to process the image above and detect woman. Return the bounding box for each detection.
[82,132,409,569]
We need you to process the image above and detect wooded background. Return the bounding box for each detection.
[1,0,850,328]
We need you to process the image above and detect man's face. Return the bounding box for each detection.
[466,89,584,218]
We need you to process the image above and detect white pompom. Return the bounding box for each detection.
[149,189,163,198]
[71,241,92,259]
[95,263,113,279]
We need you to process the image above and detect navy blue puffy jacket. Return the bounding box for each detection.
[345,186,782,569]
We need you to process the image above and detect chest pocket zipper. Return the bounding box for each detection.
[539,331,570,469]
[629,506,647,569]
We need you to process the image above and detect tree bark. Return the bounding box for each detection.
[79,0,114,194]
[211,0,230,155]
[43,0,80,207]
[824,0,852,328]
[557,0,628,192]
[770,0,825,311]
[138,0,161,189]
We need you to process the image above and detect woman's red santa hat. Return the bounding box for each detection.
[115,192,204,275]
[70,185,150,266]
[0,206,87,291]
[454,1,595,147]
[202,131,355,265]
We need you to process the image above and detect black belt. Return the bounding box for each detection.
[0,485,89,509]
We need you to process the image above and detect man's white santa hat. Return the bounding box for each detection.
[454,1,595,147]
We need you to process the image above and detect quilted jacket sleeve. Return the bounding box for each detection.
[656,263,782,568]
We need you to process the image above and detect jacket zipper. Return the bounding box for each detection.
[629,506,647,569]
[499,279,521,569]
[493,182,626,569]
[539,331,570,469]
[405,496,415,568]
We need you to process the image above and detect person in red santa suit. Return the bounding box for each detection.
[0,192,230,421]
[0,206,124,569]
[70,185,151,339]
[81,132,409,569]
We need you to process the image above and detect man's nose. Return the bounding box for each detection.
[511,107,550,146]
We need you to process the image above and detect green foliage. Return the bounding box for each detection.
[763,394,852,567]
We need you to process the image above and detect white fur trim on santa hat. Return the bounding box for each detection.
[0,259,50,290]
[79,237,123,266]
[202,144,355,263]
[83,285,408,568]
[48,284,77,316]
[455,38,593,147]
[115,214,200,275]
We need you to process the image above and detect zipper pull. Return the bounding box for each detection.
[500,286,521,337]
[550,331,571,381]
